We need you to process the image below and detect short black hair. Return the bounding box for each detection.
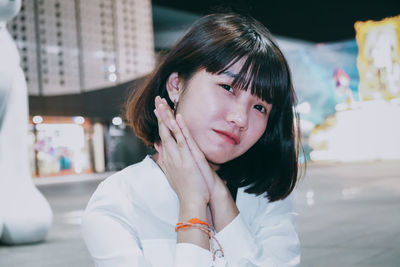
[126,13,304,202]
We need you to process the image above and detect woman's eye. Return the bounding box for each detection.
[220,84,234,93]
[254,104,267,114]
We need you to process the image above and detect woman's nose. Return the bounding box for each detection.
[226,103,248,130]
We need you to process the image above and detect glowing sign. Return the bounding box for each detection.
[355,15,400,100]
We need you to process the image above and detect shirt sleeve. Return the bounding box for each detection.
[81,179,213,267]
[215,193,300,267]
[81,209,152,267]
[175,243,212,266]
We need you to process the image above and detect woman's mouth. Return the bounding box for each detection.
[213,130,240,145]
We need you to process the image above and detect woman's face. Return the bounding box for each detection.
[175,61,271,165]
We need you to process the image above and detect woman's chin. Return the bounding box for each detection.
[198,143,238,166]
[204,152,233,166]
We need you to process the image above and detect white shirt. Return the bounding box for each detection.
[81,156,300,267]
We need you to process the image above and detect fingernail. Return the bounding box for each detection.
[154,109,159,118]
[176,114,183,123]
[170,119,176,129]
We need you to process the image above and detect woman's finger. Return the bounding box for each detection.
[155,98,187,151]
[155,107,179,160]
[156,98,211,178]
[158,104,193,161]
[175,113,216,186]
[156,97,212,179]
[155,98,175,130]
[175,113,206,163]
[154,97,185,162]
[153,142,164,164]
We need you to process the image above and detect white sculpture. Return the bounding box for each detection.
[0,0,52,244]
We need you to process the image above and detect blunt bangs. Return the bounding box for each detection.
[218,51,290,106]
[181,14,291,107]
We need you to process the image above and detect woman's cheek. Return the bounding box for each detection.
[252,117,267,141]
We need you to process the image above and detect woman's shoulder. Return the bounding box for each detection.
[237,187,297,222]
[238,186,296,207]
[85,155,157,211]
[101,155,159,188]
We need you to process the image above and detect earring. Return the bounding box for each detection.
[173,100,178,115]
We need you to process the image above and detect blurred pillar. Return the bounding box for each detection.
[0,0,52,245]
[92,122,105,173]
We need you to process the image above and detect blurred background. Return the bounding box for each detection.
[0,0,399,266]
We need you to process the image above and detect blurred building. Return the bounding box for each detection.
[8,0,155,177]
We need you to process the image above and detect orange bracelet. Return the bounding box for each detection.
[175,218,224,261]
[176,217,210,226]
[176,217,210,231]
[188,217,210,227]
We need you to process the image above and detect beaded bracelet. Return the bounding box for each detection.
[175,217,224,261]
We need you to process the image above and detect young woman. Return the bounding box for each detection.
[82,13,303,267]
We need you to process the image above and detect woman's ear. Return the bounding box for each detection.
[166,72,182,103]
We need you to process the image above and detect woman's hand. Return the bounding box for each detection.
[173,112,224,201]
[173,109,239,232]
[154,96,239,232]
[154,96,209,207]
[154,96,212,250]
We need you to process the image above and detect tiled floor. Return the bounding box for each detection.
[1,160,399,266]
[296,161,400,267]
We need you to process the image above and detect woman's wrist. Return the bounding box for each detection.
[209,176,230,204]
[209,180,239,232]
[177,201,209,250]
[179,201,207,221]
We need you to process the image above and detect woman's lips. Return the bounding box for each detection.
[213,130,240,145]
